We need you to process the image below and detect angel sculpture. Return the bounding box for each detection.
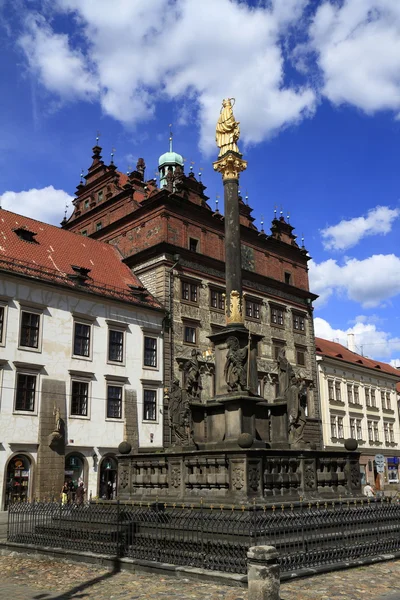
[224,336,248,392]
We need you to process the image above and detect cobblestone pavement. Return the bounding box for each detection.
[0,555,400,600]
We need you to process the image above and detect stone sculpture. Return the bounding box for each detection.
[184,349,202,400]
[168,379,194,446]
[224,336,248,392]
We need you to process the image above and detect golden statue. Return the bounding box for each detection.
[216,98,241,157]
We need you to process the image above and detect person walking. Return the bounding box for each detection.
[75,481,86,505]
[363,482,375,497]
[61,483,68,505]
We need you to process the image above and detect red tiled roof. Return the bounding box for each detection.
[315,337,400,384]
[0,209,163,310]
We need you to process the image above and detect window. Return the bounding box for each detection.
[271,306,284,327]
[108,330,124,363]
[20,311,40,349]
[210,289,225,311]
[356,418,362,440]
[98,190,103,202]
[15,374,36,411]
[384,422,389,444]
[293,313,305,332]
[144,336,157,368]
[71,381,88,416]
[381,390,386,410]
[368,420,373,441]
[371,389,376,407]
[84,200,89,209]
[273,341,285,360]
[347,384,353,403]
[296,348,306,366]
[350,418,356,439]
[245,300,261,320]
[328,380,334,400]
[284,272,292,285]
[330,415,337,438]
[365,388,371,407]
[107,385,122,419]
[143,389,156,421]
[373,421,379,442]
[389,423,395,443]
[354,385,359,404]
[96,222,102,231]
[73,322,91,357]
[181,280,198,304]
[338,416,344,438]
[335,381,342,402]
[189,238,198,252]
[81,230,88,236]
[184,325,197,345]
[0,305,4,344]
[386,392,391,410]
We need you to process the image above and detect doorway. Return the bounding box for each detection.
[99,456,118,500]
[5,455,32,509]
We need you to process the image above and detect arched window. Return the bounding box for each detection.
[65,454,85,489]
[99,456,118,500]
[5,454,32,508]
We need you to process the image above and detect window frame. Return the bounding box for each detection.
[70,379,90,419]
[295,346,306,367]
[72,319,92,360]
[106,384,123,420]
[272,340,285,361]
[270,304,285,328]
[337,416,344,438]
[181,279,199,305]
[335,381,342,402]
[14,371,38,414]
[330,415,337,438]
[183,324,197,346]
[143,388,157,422]
[293,312,306,333]
[0,302,7,347]
[245,298,261,321]
[108,328,125,364]
[143,335,158,369]
[18,308,42,352]
[189,237,199,253]
[209,287,225,312]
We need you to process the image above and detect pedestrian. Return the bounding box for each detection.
[75,481,86,505]
[67,479,75,503]
[61,483,68,505]
[363,482,375,497]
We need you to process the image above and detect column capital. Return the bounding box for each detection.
[213,151,247,181]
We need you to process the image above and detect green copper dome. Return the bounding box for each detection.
[158,151,184,167]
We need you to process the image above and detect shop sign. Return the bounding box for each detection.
[374,454,385,473]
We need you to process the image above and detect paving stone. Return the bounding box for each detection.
[0,555,399,599]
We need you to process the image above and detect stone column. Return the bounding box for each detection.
[247,546,280,600]
[224,177,242,307]
[213,151,247,325]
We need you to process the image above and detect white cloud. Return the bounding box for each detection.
[321,205,400,251]
[309,254,400,308]
[0,187,73,225]
[15,0,316,153]
[309,0,400,116]
[314,315,400,361]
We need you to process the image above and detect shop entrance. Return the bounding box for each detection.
[99,456,117,500]
[64,454,85,500]
[5,455,31,509]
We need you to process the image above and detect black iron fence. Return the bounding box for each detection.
[7,498,400,575]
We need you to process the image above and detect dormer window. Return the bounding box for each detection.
[98,191,103,202]
[96,222,102,231]
[84,200,89,209]
[13,227,38,244]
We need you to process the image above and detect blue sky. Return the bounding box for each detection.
[1,0,400,363]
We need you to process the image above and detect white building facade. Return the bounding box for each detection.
[0,209,165,508]
[316,337,400,490]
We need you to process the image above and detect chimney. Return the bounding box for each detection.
[347,333,356,353]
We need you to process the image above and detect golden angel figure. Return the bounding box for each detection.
[216,98,241,157]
